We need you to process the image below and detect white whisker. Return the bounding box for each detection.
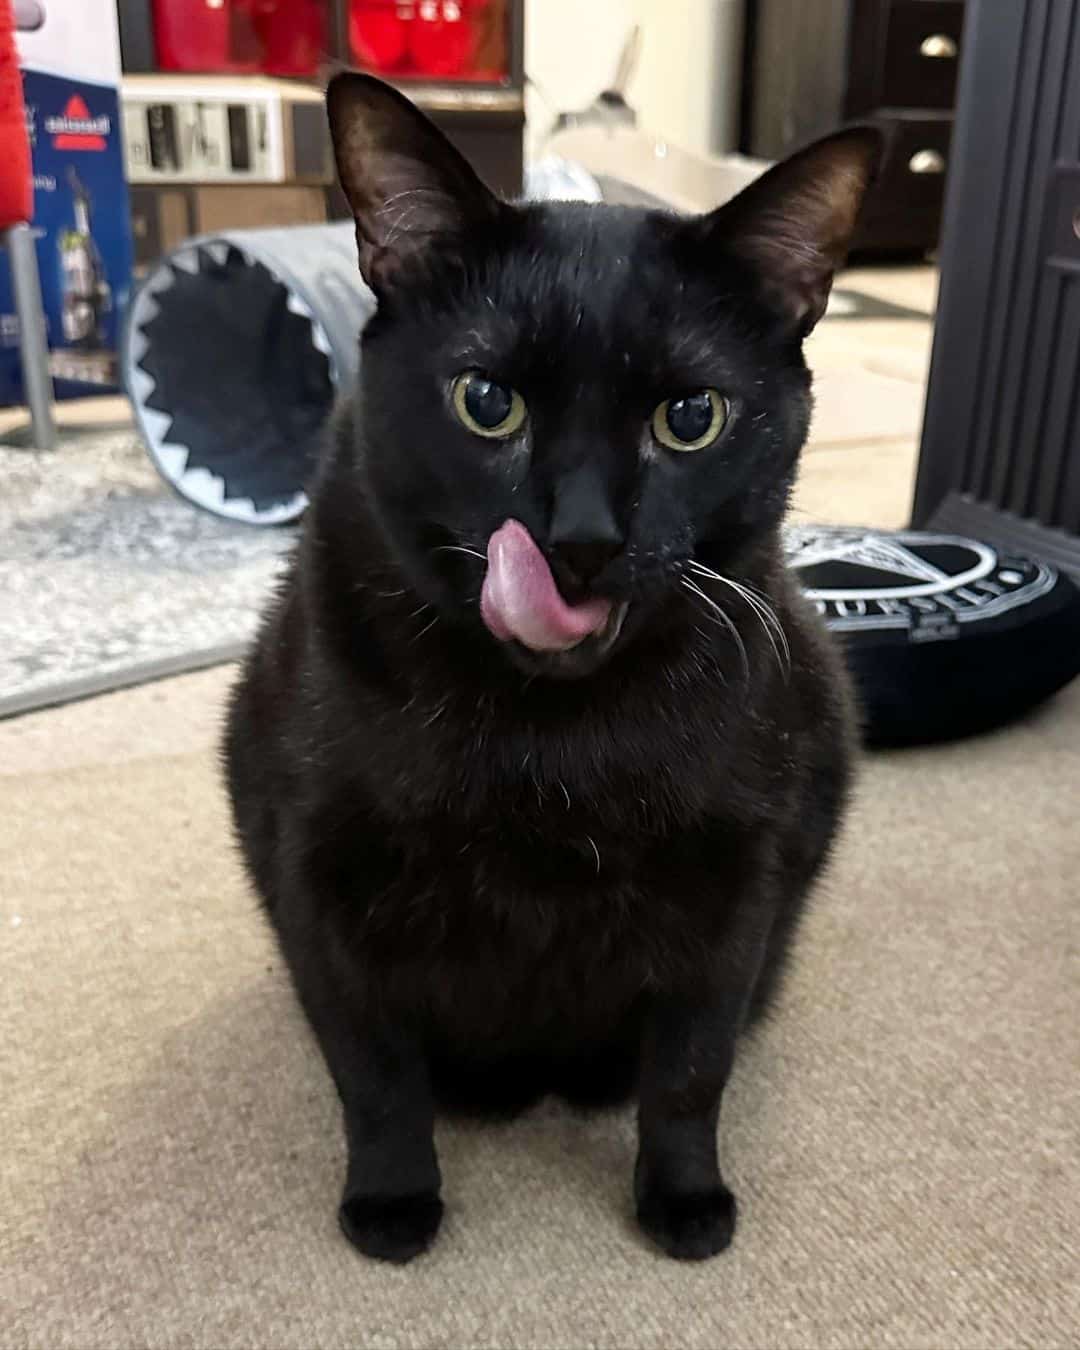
[717,577,789,679]
[431,544,486,562]
[422,699,449,728]
[411,614,440,643]
[689,562,791,680]
[736,578,792,675]
[680,576,750,681]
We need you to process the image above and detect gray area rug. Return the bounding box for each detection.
[0,431,294,719]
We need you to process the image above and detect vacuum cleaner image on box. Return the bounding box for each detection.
[1,0,134,404]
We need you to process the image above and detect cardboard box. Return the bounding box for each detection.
[129,184,328,267]
[0,0,135,402]
[122,76,333,185]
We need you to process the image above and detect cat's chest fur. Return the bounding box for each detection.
[279,601,795,990]
[306,712,769,1047]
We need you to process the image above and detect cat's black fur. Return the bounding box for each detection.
[224,74,880,1264]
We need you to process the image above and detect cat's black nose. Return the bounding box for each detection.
[549,467,624,586]
[549,536,622,587]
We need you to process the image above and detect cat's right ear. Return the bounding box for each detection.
[700,127,883,337]
[327,72,502,293]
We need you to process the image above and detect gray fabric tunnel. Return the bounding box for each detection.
[124,222,376,525]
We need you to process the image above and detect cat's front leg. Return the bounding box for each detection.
[635,961,763,1261]
[281,930,442,1263]
[336,1019,442,1264]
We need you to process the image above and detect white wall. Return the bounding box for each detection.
[523,0,633,158]
[524,0,744,161]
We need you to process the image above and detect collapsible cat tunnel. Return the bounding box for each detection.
[123,222,375,525]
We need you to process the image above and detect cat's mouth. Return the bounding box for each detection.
[480,519,628,676]
[506,600,630,679]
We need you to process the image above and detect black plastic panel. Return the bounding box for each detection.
[914,0,1080,543]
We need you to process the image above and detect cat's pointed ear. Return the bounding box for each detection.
[327,72,502,292]
[702,127,883,336]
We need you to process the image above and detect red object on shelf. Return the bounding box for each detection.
[349,0,506,82]
[153,0,256,73]
[154,0,327,76]
[246,0,327,76]
[409,2,471,78]
[0,0,33,226]
[350,3,411,73]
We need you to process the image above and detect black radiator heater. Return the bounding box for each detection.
[913,0,1080,576]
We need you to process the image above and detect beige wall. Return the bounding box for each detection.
[524,0,744,160]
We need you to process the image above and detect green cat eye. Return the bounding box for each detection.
[652,389,729,453]
[452,372,527,439]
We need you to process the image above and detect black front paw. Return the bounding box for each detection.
[636,1183,737,1261]
[339,1191,444,1264]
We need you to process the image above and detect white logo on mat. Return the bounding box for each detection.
[784,527,1056,640]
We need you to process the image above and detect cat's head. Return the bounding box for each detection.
[327,74,879,679]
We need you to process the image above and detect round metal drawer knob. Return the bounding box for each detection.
[920,33,958,59]
[909,149,947,175]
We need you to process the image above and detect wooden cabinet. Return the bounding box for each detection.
[118,0,525,219]
[742,0,967,255]
[849,1,964,111]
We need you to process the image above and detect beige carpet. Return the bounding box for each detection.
[3,656,1079,1350]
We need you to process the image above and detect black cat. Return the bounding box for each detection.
[224,73,880,1264]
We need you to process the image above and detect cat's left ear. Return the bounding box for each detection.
[701,127,883,336]
[327,72,502,292]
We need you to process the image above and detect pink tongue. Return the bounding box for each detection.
[481,519,612,652]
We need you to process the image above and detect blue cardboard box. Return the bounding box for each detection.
[0,2,134,403]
